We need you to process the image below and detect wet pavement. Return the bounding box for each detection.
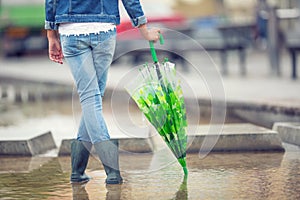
[1,42,300,199]
[0,49,300,108]
[0,147,299,199]
[1,92,299,199]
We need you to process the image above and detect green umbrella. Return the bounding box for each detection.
[125,34,188,177]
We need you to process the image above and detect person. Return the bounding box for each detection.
[255,0,270,49]
[45,0,160,185]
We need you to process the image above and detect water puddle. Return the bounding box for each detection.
[1,91,299,199]
[0,150,299,199]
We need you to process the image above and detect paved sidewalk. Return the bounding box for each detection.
[0,49,299,108]
[0,49,299,154]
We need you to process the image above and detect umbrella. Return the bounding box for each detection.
[125,34,188,177]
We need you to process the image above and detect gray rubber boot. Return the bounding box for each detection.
[70,140,92,183]
[94,140,123,184]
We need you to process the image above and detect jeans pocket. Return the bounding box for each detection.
[60,35,89,57]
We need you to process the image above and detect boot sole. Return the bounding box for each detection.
[106,178,123,185]
[70,178,91,184]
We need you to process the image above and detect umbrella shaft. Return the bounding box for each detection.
[154,62,162,80]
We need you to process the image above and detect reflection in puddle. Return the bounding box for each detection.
[1,93,299,199]
[0,150,299,200]
[0,158,71,199]
[72,183,89,199]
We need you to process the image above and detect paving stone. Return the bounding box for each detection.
[58,126,153,156]
[0,131,57,156]
[186,123,284,152]
[58,137,153,156]
[273,122,300,146]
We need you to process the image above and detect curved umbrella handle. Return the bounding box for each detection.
[149,33,164,63]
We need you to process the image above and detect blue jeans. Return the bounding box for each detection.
[60,29,116,144]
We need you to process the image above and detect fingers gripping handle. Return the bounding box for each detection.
[149,33,164,63]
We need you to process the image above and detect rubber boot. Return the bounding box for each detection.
[94,140,123,184]
[70,140,92,183]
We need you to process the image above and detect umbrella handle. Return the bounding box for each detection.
[149,33,164,63]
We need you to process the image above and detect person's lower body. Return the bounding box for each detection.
[60,29,122,184]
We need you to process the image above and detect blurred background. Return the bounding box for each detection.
[0,0,300,140]
[0,0,299,62]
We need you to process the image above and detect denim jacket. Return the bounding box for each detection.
[45,0,147,30]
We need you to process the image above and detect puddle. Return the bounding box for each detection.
[0,150,299,199]
[1,91,299,199]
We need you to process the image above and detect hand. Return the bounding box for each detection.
[138,24,161,42]
[48,38,63,64]
[47,30,63,64]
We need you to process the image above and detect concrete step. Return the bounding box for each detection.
[58,123,285,156]
[58,137,154,156]
[0,131,57,156]
[58,125,153,156]
[187,123,284,152]
[273,122,300,146]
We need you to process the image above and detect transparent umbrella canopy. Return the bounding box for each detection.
[125,34,188,177]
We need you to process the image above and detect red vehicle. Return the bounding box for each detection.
[114,1,189,64]
[117,1,188,39]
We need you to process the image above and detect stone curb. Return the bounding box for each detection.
[186,123,285,152]
[0,131,57,156]
[58,124,285,155]
[273,122,300,146]
[58,138,153,156]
